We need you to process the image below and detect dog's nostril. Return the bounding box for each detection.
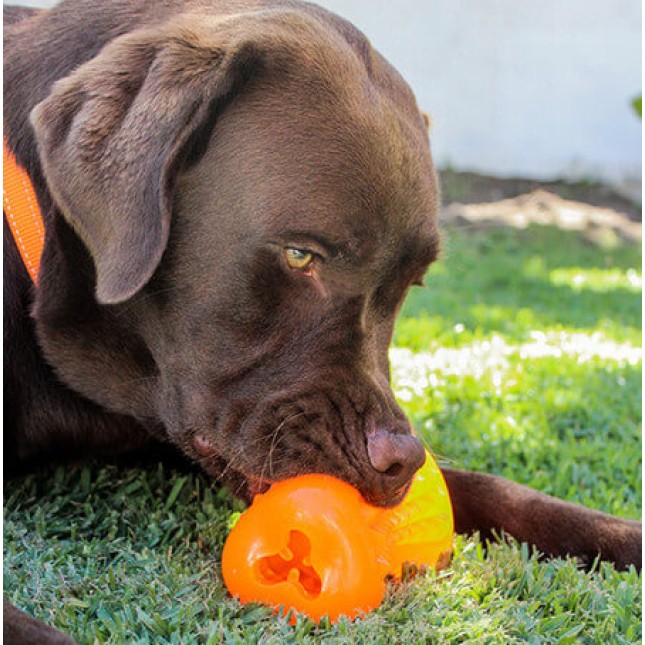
[383,462,404,478]
[367,429,425,481]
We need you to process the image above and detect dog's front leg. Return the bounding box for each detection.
[3,600,75,645]
[442,468,642,571]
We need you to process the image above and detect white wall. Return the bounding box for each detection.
[315,0,642,183]
[5,0,642,182]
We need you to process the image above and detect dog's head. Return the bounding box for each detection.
[30,6,439,506]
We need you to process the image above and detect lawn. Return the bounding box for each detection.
[4,222,642,643]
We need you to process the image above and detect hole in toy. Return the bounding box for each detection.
[257,530,322,598]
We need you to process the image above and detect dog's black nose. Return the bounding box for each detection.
[367,429,426,487]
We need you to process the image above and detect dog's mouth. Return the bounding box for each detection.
[361,481,411,508]
[241,471,411,508]
[191,429,415,507]
[192,431,272,501]
[235,473,408,508]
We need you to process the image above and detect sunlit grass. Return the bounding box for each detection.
[549,267,642,292]
[391,331,641,401]
[393,349,641,518]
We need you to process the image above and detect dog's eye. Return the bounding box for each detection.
[284,248,315,272]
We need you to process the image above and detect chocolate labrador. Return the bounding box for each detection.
[4,0,641,641]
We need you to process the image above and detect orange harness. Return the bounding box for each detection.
[3,139,45,284]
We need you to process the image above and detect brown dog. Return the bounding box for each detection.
[4,1,641,641]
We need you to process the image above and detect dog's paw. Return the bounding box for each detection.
[603,519,642,572]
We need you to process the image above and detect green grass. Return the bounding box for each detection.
[395,226,641,350]
[4,223,641,643]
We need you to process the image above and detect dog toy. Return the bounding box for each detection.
[221,450,453,623]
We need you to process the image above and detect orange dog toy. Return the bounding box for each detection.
[221,451,453,623]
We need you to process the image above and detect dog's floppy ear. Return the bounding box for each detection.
[30,17,261,304]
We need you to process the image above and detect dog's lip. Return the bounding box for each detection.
[244,471,412,508]
[361,479,412,508]
[246,475,272,498]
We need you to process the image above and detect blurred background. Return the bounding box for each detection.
[6,0,642,195]
[317,0,642,191]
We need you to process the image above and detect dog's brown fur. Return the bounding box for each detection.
[4,1,641,641]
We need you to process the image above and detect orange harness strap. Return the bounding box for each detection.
[3,138,45,284]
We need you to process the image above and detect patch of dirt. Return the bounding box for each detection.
[438,171,642,244]
[439,170,641,221]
